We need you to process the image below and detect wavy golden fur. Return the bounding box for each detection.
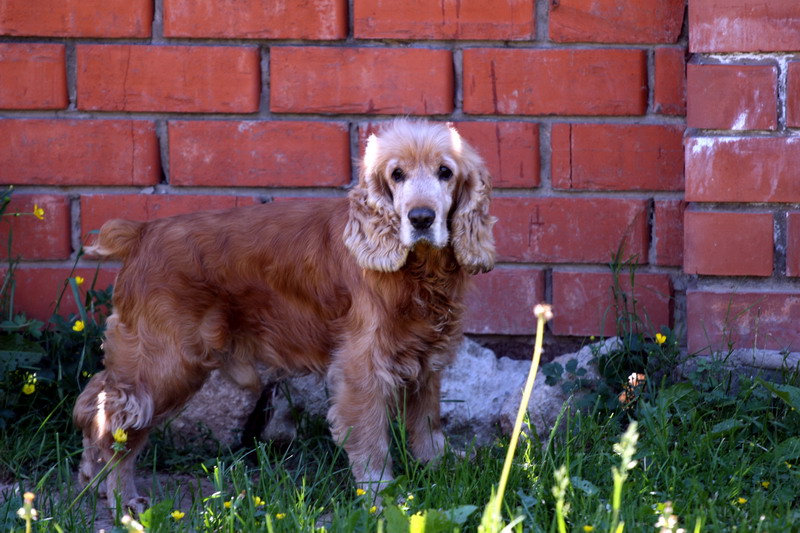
[73,119,496,511]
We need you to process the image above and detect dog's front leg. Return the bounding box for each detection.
[404,370,446,464]
[326,355,394,499]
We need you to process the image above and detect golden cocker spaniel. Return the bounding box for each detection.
[73,119,496,511]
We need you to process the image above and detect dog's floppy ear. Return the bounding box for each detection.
[449,129,496,274]
[344,133,410,272]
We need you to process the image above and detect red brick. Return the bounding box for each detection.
[77,45,260,113]
[169,121,350,187]
[684,211,774,276]
[687,64,778,130]
[690,0,800,53]
[787,62,800,128]
[787,213,800,277]
[0,119,160,186]
[270,47,453,115]
[0,194,71,261]
[452,122,539,189]
[550,0,684,44]
[354,0,534,40]
[0,0,152,38]
[493,197,649,263]
[551,270,672,337]
[164,0,346,39]
[5,266,118,322]
[654,47,686,116]
[464,267,545,335]
[81,194,260,242]
[0,44,67,109]
[685,137,800,203]
[687,290,800,354]
[551,124,684,191]
[653,200,684,267]
[463,48,647,116]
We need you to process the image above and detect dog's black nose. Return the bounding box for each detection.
[408,207,435,230]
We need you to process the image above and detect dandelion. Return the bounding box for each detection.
[171,510,185,520]
[276,513,286,520]
[760,481,770,489]
[356,488,366,496]
[737,497,747,505]
[73,320,85,332]
[369,506,378,514]
[113,428,128,444]
[583,526,594,532]
[75,276,85,286]
[22,383,35,395]
[253,496,265,507]
[32,204,45,220]
[655,333,667,345]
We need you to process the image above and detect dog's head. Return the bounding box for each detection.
[344,119,496,274]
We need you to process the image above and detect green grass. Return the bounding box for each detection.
[2,367,800,532]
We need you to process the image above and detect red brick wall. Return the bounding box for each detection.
[685,0,800,354]
[1,1,689,343]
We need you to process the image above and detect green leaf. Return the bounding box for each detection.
[710,418,746,438]
[384,505,410,533]
[758,379,800,412]
[570,476,599,496]
[138,498,173,530]
[445,505,478,525]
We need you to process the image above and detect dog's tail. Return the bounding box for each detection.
[86,219,144,260]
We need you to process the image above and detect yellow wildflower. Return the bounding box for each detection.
[356,488,366,496]
[737,497,747,505]
[22,383,35,395]
[761,481,770,489]
[32,204,45,220]
[224,500,232,509]
[407,494,414,500]
[276,513,286,520]
[655,333,667,345]
[369,506,378,514]
[73,320,85,332]
[583,526,595,532]
[113,428,128,444]
[253,496,265,507]
[75,276,85,286]
[171,510,185,520]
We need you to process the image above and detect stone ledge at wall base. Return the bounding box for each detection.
[678,348,800,388]
[165,337,620,450]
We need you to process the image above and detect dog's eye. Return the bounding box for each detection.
[438,165,453,181]
[391,168,405,182]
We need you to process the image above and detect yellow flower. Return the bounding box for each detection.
[75,276,85,286]
[356,488,366,496]
[171,510,185,520]
[253,496,265,507]
[224,500,232,509]
[73,320,85,332]
[275,513,286,520]
[113,428,128,444]
[583,526,595,532]
[22,383,35,395]
[369,506,377,514]
[737,497,747,504]
[32,204,45,220]
[407,494,414,501]
[761,481,770,489]
[655,333,667,345]
[786,462,794,469]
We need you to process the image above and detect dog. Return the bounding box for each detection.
[73,119,496,511]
